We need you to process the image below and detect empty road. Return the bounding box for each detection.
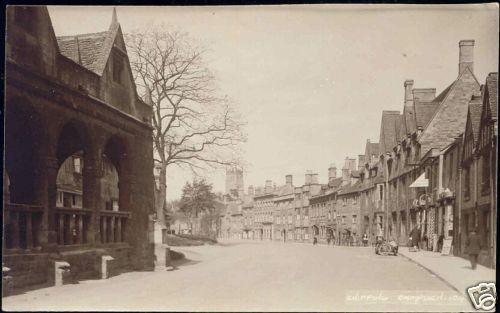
[2,240,472,311]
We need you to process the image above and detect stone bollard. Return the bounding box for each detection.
[101,255,114,279]
[165,247,171,267]
[54,261,71,286]
[2,265,13,296]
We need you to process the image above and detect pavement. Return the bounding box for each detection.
[398,247,496,298]
[2,240,477,312]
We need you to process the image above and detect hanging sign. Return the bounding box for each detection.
[410,173,429,188]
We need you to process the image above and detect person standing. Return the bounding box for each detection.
[362,233,368,247]
[410,226,421,251]
[466,230,482,269]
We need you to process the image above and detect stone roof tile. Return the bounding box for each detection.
[379,111,401,154]
[414,100,439,128]
[486,72,498,119]
[418,68,481,157]
[55,19,119,75]
[468,96,483,144]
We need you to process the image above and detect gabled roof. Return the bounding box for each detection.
[403,105,417,137]
[364,141,379,161]
[378,111,401,154]
[396,113,406,143]
[418,67,481,158]
[274,183,294,198]
[56,10,120,76]
[338,180,363,195]
[327,177,343,189]
[414,100,439,129]
[468,96,483,144]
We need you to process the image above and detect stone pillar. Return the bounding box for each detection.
[39,156,58,251]
[83,151,103,245]
[11,211,20,249]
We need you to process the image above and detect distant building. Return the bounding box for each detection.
[225,166,244,198]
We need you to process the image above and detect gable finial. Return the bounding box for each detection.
[111,7,118,26]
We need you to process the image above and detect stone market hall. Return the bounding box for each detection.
[3,6,155,291]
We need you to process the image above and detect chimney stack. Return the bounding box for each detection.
[412,88,436,102]
[248,185,254,196]
[285,175,293,186]
[358,155,365,171]
[311,173,319,184]
[305,170,312,185]
[459,40,474,75]
[328,163,337,183]
[265,180,272,193]
[404,80,414,107]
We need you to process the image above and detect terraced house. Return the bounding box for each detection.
[460,72,497,268]
[213,39,496,270]
[4,6,155,291]
[273,175,295,241]
[308,165,342,244]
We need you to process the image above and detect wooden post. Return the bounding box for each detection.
[102,216,107,243]
[77,215,83,244]
[109,216,115,243]
[116,218,122,242]
[69,214,76,245]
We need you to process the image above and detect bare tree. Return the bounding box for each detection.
[126,26,246,221]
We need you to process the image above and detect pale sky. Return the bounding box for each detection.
[48,4,499,201]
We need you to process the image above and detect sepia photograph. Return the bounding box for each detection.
[2,3,498,312]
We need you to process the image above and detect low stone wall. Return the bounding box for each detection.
[3,252,51,289]
[2,245,133,292]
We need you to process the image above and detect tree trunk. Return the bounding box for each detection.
[156,163,168,226]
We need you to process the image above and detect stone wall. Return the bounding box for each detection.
[3,253,51,289]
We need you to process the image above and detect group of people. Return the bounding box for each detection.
[312,232,371,247]
[409,225,483,270]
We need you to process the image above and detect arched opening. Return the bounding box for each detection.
[312,225,319,236]
[55,121,90,246]
[4,103,44,250]
[100,135,129,244]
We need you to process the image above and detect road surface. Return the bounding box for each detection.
[2,240,472,311]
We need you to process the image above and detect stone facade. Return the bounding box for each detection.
[360,40,496,268]
[213,39,496,270]
[3,6,155,290]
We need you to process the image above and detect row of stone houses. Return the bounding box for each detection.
[4,6,155,292]
[356,40,497,269]
[218,158,364,245]
[217,40,497,270]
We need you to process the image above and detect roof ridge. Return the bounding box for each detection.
[56,30,108,40]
